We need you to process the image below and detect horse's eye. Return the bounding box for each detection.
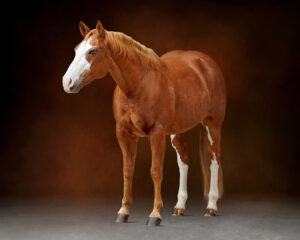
[88,49,98,56]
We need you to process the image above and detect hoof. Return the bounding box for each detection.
[172,208,185,216]
[115,213,129,223]
[204,208,217,216]
[146,217,161,226]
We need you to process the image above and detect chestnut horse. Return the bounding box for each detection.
[63,20,226,226]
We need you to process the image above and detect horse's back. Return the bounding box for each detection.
[160,50,226,131]
[161,50,224,94]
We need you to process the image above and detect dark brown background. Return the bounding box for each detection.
[1,0,299,198]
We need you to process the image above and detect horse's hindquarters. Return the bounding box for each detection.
[162,50,226,134]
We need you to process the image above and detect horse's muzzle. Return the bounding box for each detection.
[69,82,81,93]
[63,77,82,94]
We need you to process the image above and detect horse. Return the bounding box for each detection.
[62,20,226,226]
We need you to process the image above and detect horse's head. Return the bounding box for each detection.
[63,20,109,93]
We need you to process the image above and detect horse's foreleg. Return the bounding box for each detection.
[147,124,166,226]
[170,133,189,216]
[115,126,138,223]
[201,119,223,217]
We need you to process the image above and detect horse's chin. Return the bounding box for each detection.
[69,89,80,94]
[80,80,91,89]
[64,88,80,94]
[80,77,98,88]
[80,72,108,89]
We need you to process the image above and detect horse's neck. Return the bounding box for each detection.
[106,31,161,96]
[107,52,140,96]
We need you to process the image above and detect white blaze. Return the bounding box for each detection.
[171,134,188,209]
[63,38,92,92]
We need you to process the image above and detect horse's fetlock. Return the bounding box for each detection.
[178,193,188,201]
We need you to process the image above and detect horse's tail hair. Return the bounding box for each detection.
[199,124,224,199]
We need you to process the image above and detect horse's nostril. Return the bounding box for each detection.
[67,78,73,87]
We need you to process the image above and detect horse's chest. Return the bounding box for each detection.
[129,104,152,137]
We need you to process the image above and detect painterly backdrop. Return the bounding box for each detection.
[1,0,299,198]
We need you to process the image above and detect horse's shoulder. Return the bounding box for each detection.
[113,86,130,119]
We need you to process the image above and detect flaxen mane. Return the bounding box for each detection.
[107,31,162,69]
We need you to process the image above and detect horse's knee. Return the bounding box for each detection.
[123,168,134,179]
[150,168,162,182]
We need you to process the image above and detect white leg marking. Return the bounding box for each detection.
[118,207,129,215]
[118,201,130,215]
[118,207,124,214]
[205,125,214,146]
[170,135,188,209]
[207,152,219,210]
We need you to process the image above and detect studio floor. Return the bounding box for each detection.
[0,195,299,240]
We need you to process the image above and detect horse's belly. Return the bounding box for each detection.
[166,91,209,134]
[166,72,211,133]
[162,51,213,134]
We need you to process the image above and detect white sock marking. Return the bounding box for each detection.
[205,125,214,146]
[170,134,188,209]
[207,152,219,210]
[118,207,128,214]
[118,207,124,214]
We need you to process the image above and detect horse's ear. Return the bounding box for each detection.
[96,20,106,39]
[79,21,90,37]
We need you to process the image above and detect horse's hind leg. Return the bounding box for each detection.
[200,118,224,216]
[115,125,138,223]
[170,133,189,216]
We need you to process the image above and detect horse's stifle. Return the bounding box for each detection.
[63,20,226,226]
